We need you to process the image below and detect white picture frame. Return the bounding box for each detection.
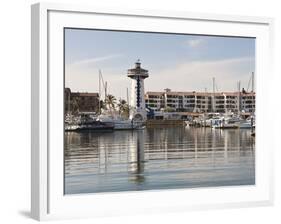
[31,2,274,221]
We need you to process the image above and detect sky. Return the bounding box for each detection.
[65,28,255,100]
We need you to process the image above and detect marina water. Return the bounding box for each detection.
[64,126,255,194]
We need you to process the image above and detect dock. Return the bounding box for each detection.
[146,119,186,127]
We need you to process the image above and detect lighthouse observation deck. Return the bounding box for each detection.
[127,61,149,79]
[127,61,149,122]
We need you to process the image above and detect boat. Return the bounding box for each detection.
[97,114,144,130]
[65,123,80,131]
[65,113,80,131]
[76,120,114,131]
[211,113,256,130]
[96,70,145,131]
[238,120,252,129]
[210,117,223,129]
[211,113,241,129]
[204,113,221,127]
[238,116,255,129]
[65,113,114,132]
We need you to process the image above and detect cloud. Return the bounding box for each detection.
[69,54,123,67]
[185,38,205,48]
[146,57,254,92]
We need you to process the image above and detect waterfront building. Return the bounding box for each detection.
[64,88,100,114]
[241,93,255,112]
[145,89,255,114]
[127,60,149,122]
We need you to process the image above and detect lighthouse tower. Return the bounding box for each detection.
[127,60,149,122]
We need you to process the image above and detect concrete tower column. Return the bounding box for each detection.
[127,60,149,122]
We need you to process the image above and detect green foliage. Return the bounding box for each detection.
[118,99,130,118]
[163,106,175,112]
[105,94,117,110]
[71,96,80,115]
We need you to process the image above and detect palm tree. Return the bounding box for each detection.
[98,99,106,113]
[71,96,80,115]
[118,99,129,118]
[105,94,117,111]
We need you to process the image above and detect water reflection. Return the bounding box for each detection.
[128,130,145,183]
[64,127,255,194]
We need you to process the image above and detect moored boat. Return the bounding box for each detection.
[238,116,255,129]
[97,114,144,130]
[65,113,114,132]
[75,120,114,131]
[211,114,241,129]
[65,123,80,131]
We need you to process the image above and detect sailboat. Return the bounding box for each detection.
[97,70,144,130]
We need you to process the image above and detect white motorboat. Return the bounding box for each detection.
[204,113,221,127]
[65,114,80,131]
[65,123,80,131]
[211,113,241,129]
[238,120,252,129]
[97,114,144,130]
[65,113,115,131]
[238,116,255,129]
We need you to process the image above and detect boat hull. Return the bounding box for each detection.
[65,121,114,132]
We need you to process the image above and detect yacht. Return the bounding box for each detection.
[65,123,80,131]
[211,113,241,129]
[65,113,114,132]
[97,114,144,130]
[238,116,255,129]
[76,120,114,131]
[65,114,80,131]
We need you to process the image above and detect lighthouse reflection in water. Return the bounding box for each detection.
[64,127,255,194]
[128,130,145,184]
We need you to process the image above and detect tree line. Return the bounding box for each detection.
[67,94,130,118]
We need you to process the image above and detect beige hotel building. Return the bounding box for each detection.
[145,89,255,114]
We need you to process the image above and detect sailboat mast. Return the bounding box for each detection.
[252,72,254,92]
[99,69,101,115]
[68,91,70,114]
[105,81,107,100]
[213,77,215,94]
[237,80,241,114]
[126,87,129,105]
[126,87,130,117]
[212,77,215,112]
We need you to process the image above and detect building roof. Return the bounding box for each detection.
[146,91,255,97]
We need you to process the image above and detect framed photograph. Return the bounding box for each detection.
[31,2,274,221]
